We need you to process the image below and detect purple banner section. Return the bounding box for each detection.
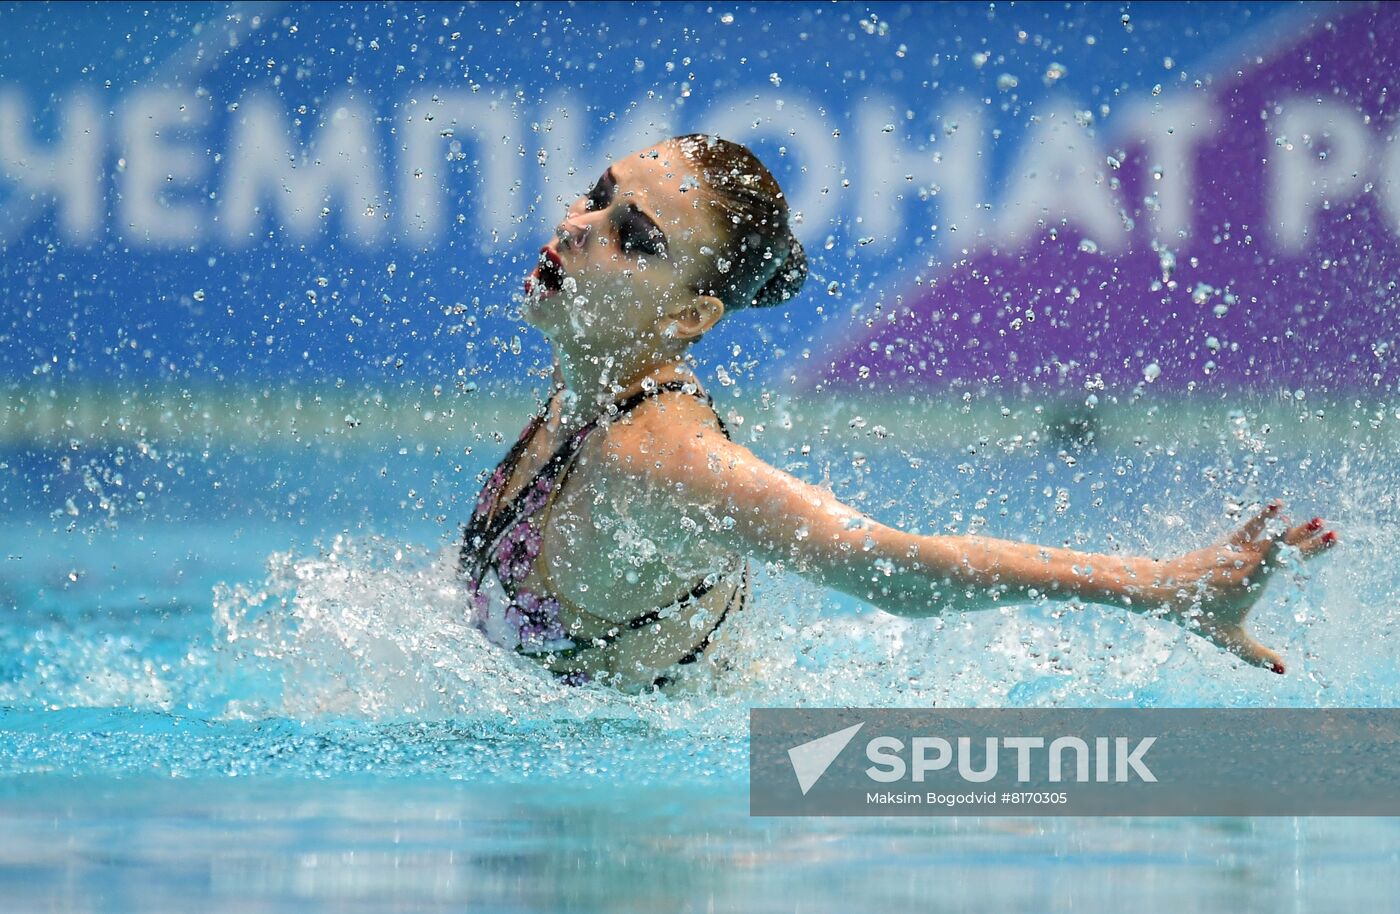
[812,3,1399,396]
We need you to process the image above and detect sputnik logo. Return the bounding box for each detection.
[787,722,865,795]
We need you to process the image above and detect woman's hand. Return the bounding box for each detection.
[1162,501,1338,674]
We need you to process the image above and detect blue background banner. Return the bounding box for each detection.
[9,0,1359,396]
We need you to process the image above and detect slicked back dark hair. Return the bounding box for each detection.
[667,134,808,312]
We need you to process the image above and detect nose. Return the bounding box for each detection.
[555,216,592,253]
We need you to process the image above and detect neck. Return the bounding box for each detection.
[550,338,690,424]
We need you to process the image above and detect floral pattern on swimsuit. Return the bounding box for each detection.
[464,418,594,685]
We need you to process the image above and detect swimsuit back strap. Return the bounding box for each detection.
[526,380,740,661]
[531,378,733,624]
[488,379,720,544]
[464,377,730,601]
[534,556,748,668]
[609,379,731,440]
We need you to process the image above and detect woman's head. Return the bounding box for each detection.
[521,135,807,352]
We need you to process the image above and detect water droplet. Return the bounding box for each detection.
[1156,247,1176,283]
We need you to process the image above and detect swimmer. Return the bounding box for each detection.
[458,134,1338,693]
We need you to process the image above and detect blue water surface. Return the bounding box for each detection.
[2,415,1399,912]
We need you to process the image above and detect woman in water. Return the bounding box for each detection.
[459,134,1338,693]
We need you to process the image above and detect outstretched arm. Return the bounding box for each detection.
[604,411,1338,673]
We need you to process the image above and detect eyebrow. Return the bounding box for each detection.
[604,166,669,249]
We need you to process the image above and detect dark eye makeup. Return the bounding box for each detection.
[581,167,668,258]
[619,207,667,257]
[584,172,613,212]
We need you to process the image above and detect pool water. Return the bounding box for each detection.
[4,779,1400,913]
[2,401,1399,911]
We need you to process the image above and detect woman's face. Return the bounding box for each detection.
[520,141,727,347]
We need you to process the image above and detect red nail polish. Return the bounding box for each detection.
[1308,517,1323,531]
[1267,502,1280,513]
[1322,531,1338,544]
[1270,662,1286,675]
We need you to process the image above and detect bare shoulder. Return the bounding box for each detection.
[561,387,738,573]
[565,383,882,570]
[594,388,729,471]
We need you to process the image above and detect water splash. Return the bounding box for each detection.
[205,513,1393,738]
[6,418,1395,781]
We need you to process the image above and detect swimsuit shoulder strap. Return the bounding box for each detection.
[608,378,731,439]
[539,376,727,550]
[531,379,738,637]
[463,379,726,580]
[459,391,558,577]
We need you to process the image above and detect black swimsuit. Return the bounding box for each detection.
[458,380,749,688]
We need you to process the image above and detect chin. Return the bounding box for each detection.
[518,293,558,334]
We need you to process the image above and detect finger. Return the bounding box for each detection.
[1212,626,1287,675]
[1282,516,1325,547]
[1297,530,1339,559]
[1234,500,1283,544]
